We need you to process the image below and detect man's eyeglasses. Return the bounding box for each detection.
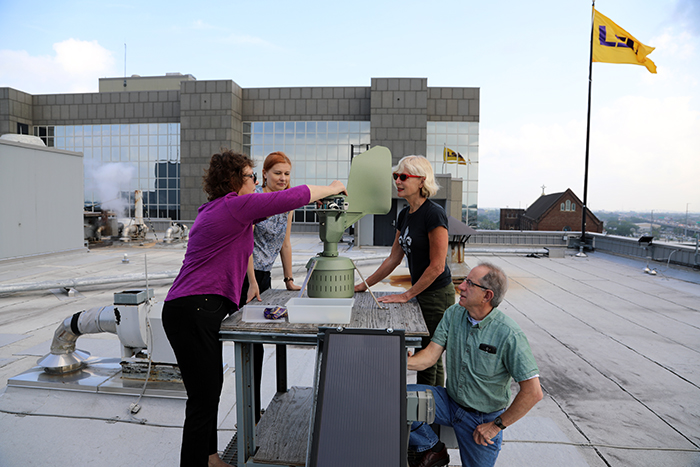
[393,173,423,181]
[243,172,257,183]
[465,278,489,291]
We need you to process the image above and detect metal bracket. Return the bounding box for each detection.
[406,389,435,424]
[349,258,388,310]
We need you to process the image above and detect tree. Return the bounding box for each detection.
[605,219,639,237]
[478,219,499,230]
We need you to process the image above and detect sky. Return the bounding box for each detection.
[1,0,698,213]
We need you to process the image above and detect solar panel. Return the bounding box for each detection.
[308,328,407,467]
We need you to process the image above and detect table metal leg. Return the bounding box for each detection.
[234,341,256,467]
[275,344,288,393]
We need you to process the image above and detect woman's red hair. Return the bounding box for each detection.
[263,151,293,189]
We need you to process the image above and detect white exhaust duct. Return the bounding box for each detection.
[37,289,176,374]
[134,189,144,226]
[163,222,189,243]
[37,305,117,374]
[121,190,149,242]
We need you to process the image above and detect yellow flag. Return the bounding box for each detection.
[592,9,656,73]
[443,147,457,163]
[443,147,468,165]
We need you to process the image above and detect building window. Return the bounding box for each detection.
[46,123,181,219]
[426,121,479,226]
[17,123,29,135]
[561,200,575,212]
[243,120,370,224]
[33,125,54,146]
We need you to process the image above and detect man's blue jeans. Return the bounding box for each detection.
[408,384,504,467]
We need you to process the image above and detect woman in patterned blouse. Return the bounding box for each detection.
[239,151,300,422]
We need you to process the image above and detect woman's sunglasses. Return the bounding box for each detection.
[243,172,258,183]
[393,173,423,181]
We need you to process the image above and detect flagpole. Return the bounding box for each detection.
[442,144,446,173]
[455,147,459,179]
[577,0,596,258]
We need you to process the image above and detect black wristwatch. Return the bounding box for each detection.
[494,416,507,430]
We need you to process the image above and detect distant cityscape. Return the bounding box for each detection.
[477,208,700,242]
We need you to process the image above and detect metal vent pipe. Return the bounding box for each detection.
[37,305,118,374]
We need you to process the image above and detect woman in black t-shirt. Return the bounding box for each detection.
[355,155,454,386]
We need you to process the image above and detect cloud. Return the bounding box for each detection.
[54,39,115,75]
[0,39,116,94]
[673,0,700,36]
[480,94,700,212]
[479,119,587,209]
[192,19,218,30]
[653,30,695,61]
[588,95,700,211]
[220,33,278,48]
[176,19,277,48]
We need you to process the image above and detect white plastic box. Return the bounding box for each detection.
[284,297,355,324]
[241,304,287,323]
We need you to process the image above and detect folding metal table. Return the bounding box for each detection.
[219,289,429,467]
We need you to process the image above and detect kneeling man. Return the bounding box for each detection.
[408,262,542,467]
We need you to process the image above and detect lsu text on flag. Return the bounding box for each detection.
[592,8,656,73]
[443,147,468,165]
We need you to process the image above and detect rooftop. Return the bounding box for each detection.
[0,234,698,466]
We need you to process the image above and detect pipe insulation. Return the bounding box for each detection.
[50,306,117,354]
[38,306,119,373]
[462,247,550,255]
[0,270,180,294]
[0,254,390,294]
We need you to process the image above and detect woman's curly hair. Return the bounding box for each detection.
[202,150,255,201]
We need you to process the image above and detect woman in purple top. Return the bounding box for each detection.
[162,150,346,467]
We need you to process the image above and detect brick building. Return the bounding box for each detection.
[499,208,525,230]
[503,189,603,233]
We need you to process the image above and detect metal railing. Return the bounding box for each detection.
[586,233,699,268]
[465,230,699,269]
[467,230,569,247]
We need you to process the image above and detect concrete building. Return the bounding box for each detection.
[0,75,480,245]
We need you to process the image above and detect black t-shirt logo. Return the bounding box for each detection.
[398,226,412,254]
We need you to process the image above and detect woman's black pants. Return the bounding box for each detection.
[162,294,233,467]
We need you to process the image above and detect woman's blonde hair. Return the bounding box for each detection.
[394,155,440,198]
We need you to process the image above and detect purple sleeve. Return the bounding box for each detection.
[227,185,310,224]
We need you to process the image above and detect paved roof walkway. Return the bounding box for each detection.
[0,234,698,466]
